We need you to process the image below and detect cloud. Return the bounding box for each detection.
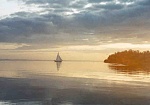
[23,0,70,5]
[93,3,124,10]
[88,0,112,3]
[137,0,150,6]
[0,0,150,47]
[0,17,55,42]
[45,43,150,51]
[0,43,29,50]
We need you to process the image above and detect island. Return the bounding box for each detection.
[104,50,150,71]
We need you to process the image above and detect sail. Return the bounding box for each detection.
[55,52,62,62]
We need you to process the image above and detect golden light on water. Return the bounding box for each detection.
[0,60,150,84]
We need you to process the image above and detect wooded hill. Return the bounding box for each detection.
[104,50,150,68]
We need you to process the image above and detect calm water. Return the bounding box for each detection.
[0,60,150,105]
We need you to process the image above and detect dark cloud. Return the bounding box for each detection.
[137,0,150,6]
[119,0,135,2]
[74,12,101,29]
[69,0,87,8]
[88,0,112,3]
[0,0,150,45]
[0,14,57,42]
[22,0,71,7]
[86,3,124,12]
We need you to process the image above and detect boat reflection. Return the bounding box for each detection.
[109,64,150,74]
[56,62,62,71]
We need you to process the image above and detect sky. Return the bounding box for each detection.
[0,0,150,53]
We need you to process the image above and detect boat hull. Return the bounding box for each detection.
[54,60,62,62]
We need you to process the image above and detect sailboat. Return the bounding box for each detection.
[54,52,62,62]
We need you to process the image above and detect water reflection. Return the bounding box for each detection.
[0,61,149,105]
[56,62,62,71]
[0,76,150,105]
[109,64,150,74]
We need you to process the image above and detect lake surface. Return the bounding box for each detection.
[0,60,150,105]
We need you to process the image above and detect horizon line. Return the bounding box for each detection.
[0,59,102,62]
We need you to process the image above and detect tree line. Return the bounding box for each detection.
[104,50,150,68]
